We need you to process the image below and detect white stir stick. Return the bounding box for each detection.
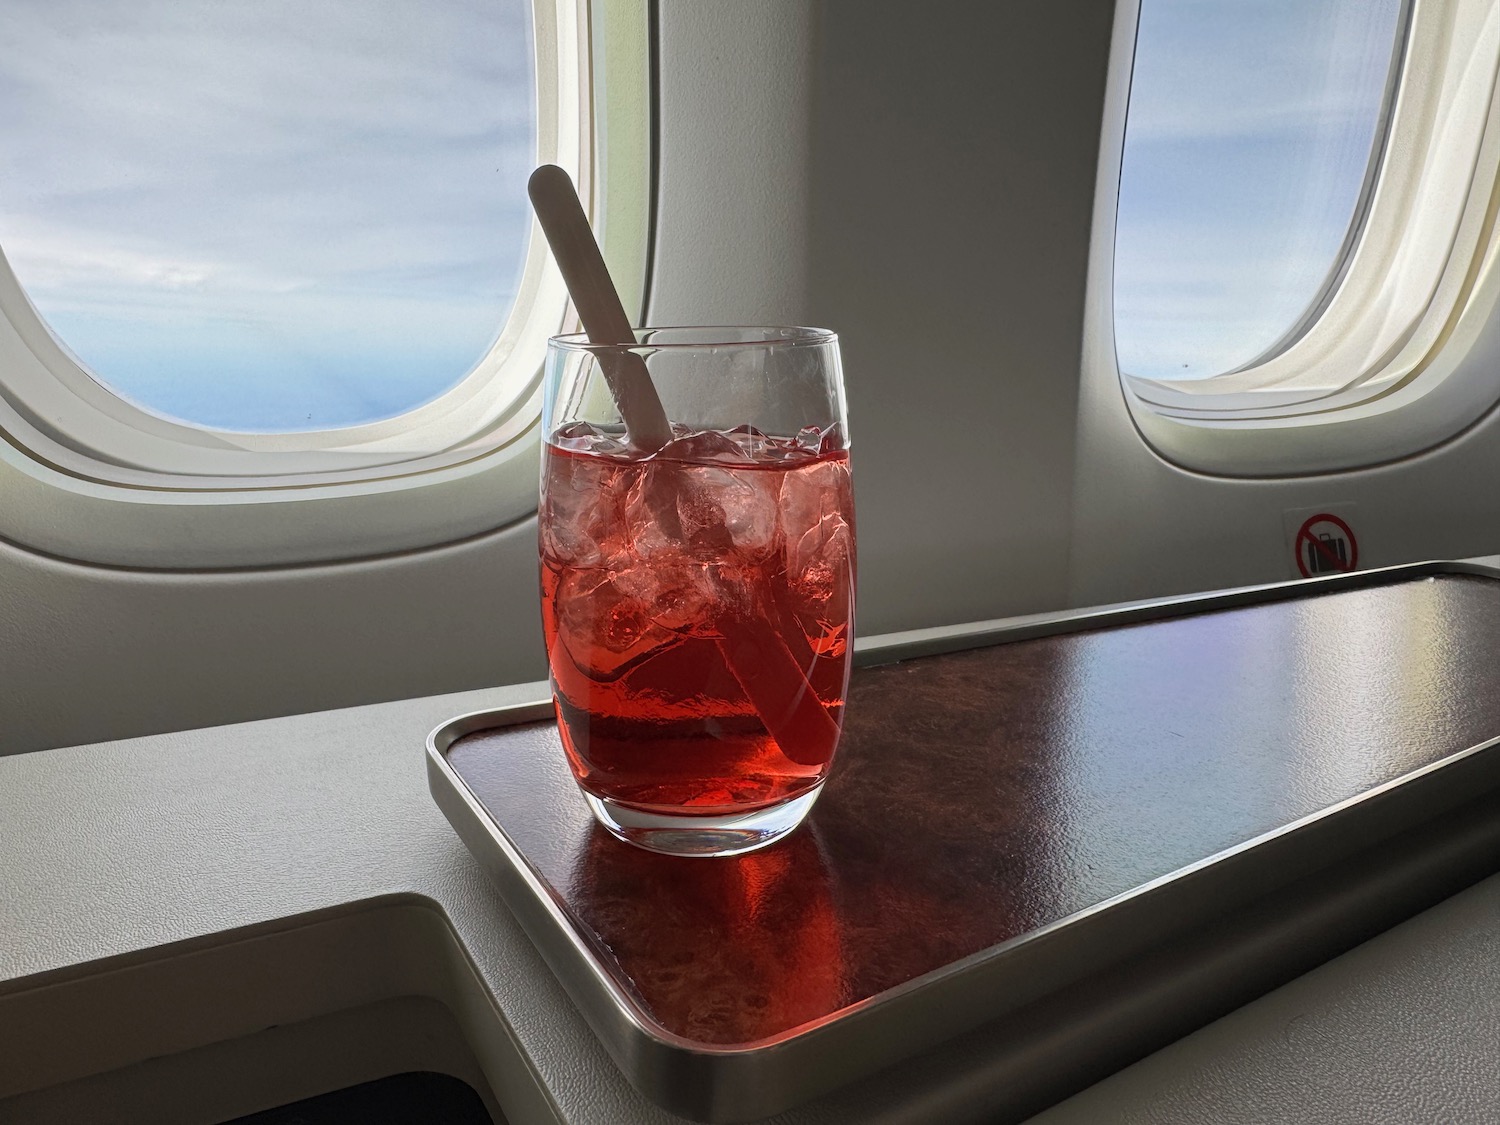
[527,164,673,452]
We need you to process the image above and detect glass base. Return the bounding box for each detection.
[582,784,825,857]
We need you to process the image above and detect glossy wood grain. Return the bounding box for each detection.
[447,574,1500,1047]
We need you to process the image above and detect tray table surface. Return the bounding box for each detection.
[445,573,1500,1048]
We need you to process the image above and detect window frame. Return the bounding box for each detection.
[1109,0,1500,477]
[0,0,651,566]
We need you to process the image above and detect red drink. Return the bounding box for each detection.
[540,424,855,816]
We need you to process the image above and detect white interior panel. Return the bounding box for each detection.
[0,526,546,755]
[11,0,1500,754]
[2,1,1120,754]
[652,1,1114,637]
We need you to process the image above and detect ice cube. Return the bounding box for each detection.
[628,463,781,563]
[552,420,630,456]
[672,468,737,558]
[623,462,688,561]
[779,459,853,587]
[790,422,846,458]
[623,428,784,565]
[555,568,674,680]
[613,558,719,635]
[653,428,752,466]
[794,425,824,455]
[693,466,781,559]
[540,451,629,567]
[816,421,846,456]
[723,424,770,460]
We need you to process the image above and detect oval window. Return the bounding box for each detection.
[1114,0,1406,381]
[0,0,535,432]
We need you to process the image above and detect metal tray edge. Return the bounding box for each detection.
[430,717,1500,1119]
[854,557,1500,665]
[427,560,1500,1121]
[426,704,713,1095]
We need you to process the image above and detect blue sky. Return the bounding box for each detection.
[1114,0,1404,380]
[0,1,1406,426]
[0,0,534,430]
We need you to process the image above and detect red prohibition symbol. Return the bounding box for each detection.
[1295,513,1358,579]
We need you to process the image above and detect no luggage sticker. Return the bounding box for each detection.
[1294,512,1358,578]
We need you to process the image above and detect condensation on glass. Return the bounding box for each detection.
[1114,0,1407,381]
[0,0,535,432]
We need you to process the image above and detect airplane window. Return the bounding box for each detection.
[1106,0,1500,475]
[0,0,534,433]
[0,0,629,567]
[1114,0,1406,381]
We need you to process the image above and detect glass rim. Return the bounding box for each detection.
[547,325,837,352]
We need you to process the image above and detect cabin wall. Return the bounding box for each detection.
[651,0,1113,634]
[1070,377,1500,608]
[10,0,1491,755]
[1066,1,1500,607]
[0,1,1118,755]
[0,529,545,756]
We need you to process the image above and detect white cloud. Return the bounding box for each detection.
[1113,0,1403,378]
[1124,0,1403,142]
[0,0,536,426]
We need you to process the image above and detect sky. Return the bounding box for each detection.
[0,0,1407,427]
[0,0,534,431]
[1114,0,1405,380]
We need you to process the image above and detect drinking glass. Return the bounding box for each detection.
[539,327,854,857]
